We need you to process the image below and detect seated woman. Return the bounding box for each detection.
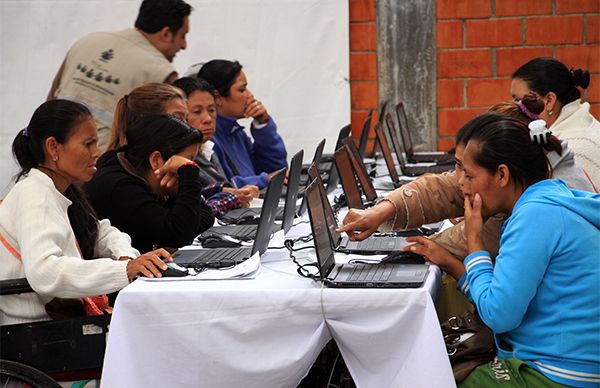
[338,94,595,259]
[85,115,214,253]
[0,100,172,325]
[197,59,288,189]
[407,113,600,387]
[511,57,600,187]
[172,76,259,206]
[106,82,246,218]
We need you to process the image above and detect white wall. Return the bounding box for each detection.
[0,0,349,196]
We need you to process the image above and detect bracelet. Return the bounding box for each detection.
[183,161,199,168]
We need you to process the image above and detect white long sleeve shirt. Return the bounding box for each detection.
[0,169,139,325]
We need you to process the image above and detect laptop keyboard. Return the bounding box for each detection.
[345,237,398,251]
[348,264,394,282]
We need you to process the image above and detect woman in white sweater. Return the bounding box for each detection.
[0,100,171,325]
[511,57,600,189]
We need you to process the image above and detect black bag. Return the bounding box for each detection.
[441,310,496,382]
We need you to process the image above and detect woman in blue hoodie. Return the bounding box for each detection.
[407,113,600,387]
[197,59,287,189]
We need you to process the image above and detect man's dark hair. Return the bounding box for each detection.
[135,0,192,34]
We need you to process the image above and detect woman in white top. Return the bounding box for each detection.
[0,99,171,325]
[511,57,600,188]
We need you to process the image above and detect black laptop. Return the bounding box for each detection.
[306,165,413,255]
[305,178,429,288]
[384,113,454,177]
[374,123,413,188]
[298,138,327,188]
[357,109,374,158]
[343,137,379,202]
[395,102,455,163]
[334,146,365,209]
[204,151,303,239]
[171,169,286,269]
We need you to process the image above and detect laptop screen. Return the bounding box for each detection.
[343,137,377,202]
[254,168,286,255]
[334,146,364,209]
[305,179,336,279]
[334,124,352,152]
[385,112,405,164]
[308,164,341,247]
[395,102,414,157]
[313,138,326,166]
[358,109,373,157]
[282,150,304,233]
[375,123,401,184]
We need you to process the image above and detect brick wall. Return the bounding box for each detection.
[349,0,378,141]
[436,0,600,151]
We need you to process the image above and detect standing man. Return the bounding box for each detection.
[47,0,192,151]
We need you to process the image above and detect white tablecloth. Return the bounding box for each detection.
[101,211,455,388]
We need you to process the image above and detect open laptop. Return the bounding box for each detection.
[343,137,378,202]
[301,124,351,179]
[395,101,455,163]
[334,146,365,209]
[299,138,327,188]
[305,178,429,287]
[374,122,413,188]
[172,169,286,269]
[384,113,454,177]
[307,165,414,255]
[357,109,374,158]
[208,151,303,237]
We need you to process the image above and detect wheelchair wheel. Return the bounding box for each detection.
[0,359,61,388]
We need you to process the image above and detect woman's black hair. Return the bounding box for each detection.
[11,99,99,260]
[456,112,562,189]
[172,76,216,97]
[122,114,203,175]
[196,59,243,97]
[512,57,590,106]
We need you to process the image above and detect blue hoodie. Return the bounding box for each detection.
[457,179,600,387]
[212,115,288,189]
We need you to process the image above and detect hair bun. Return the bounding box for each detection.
[571,68,590,89]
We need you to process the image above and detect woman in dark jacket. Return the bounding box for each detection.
[85,114,214,252]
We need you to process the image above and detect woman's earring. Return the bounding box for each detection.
[548,111,553,116]
[53,156,58,162]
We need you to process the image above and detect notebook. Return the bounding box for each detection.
[384,113,454,177]
[343,137,378,202]
[298,138,327,188]
[305,178,429,288]
[307,164,412,254]
[205,151,303,238]
[171,169,286,269]
[374,122,408,188]
[357,109,374,158]
[395,101,455,163]
[334,146,365,209]
[300,124,350,184]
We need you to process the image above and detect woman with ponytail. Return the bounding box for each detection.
[407,113,600,387]
[0,100,175,325]
[511,57,600,187]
